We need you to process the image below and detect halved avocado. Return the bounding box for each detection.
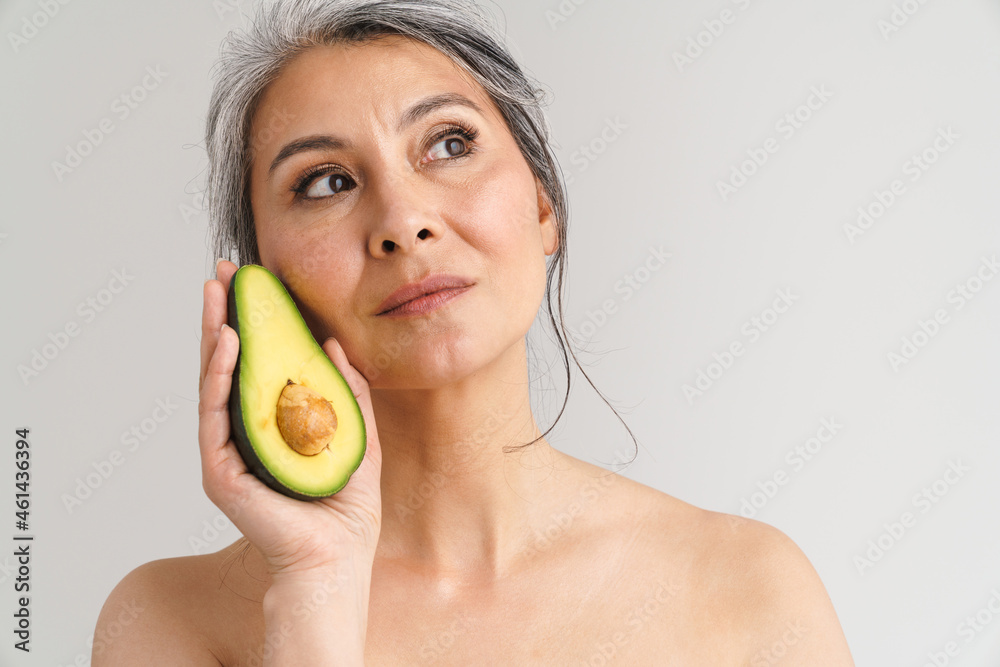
[227,264,366,500]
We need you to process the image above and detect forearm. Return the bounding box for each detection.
[261,555,374,666]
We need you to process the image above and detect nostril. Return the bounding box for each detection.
[417,228,430,240]
[382,240,396,252]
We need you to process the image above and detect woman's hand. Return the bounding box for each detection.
[198,259,383,581]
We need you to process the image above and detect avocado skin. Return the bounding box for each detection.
[225,265,363,501]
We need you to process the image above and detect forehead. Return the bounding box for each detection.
[249,35,500,154]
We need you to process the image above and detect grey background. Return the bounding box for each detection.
[1,0,998,664]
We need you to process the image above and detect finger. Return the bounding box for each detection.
[322,338,379,460]
[198,324,245,486]
[199,260,240,392]
[322,338,370,401]
[199,279,228,392]
[216,259,238,289]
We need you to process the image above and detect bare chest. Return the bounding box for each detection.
[211,494,750,665]
[217,579,739,667]
[361,571,736,666]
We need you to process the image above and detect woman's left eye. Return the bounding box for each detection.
[422,127,477,163]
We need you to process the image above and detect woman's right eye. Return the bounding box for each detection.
[294,169,356,200]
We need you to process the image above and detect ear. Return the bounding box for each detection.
[536,178,558,257]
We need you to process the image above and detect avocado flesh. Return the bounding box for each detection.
[227,264,366,500]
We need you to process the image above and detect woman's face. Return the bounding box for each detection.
[247,35,557,389]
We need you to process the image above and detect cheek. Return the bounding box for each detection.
[255,219,362,337]
[252,183,358,278]
[457,160,542,261]
[458,166,548,322]
[258,216,334,273]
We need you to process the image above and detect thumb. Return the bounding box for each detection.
[321,337,381,468]
[321,338,374,416]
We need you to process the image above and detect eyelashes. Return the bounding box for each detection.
[290,165,353,198]
[289,121,481,201]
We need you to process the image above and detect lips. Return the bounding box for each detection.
[375,274,474,315]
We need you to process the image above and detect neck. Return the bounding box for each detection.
[370,339,567,580]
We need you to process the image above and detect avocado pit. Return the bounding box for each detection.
[275,380,338,456]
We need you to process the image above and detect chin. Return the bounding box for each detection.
[362,332,519,391]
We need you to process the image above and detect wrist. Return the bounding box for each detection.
[262,559,373,666]
[266,545,375,590]
[265,554,373,616]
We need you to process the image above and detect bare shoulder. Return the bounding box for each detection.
[632,482,856,665]
[92,541,259,666]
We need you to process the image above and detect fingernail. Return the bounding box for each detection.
[215,257,227,276]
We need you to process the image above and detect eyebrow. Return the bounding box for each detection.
[266,92,485,180]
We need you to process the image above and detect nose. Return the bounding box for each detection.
[367,172,444,259]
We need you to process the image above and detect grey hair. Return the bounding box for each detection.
[203,0,636,458]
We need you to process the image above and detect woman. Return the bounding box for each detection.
[95,0,854,663]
